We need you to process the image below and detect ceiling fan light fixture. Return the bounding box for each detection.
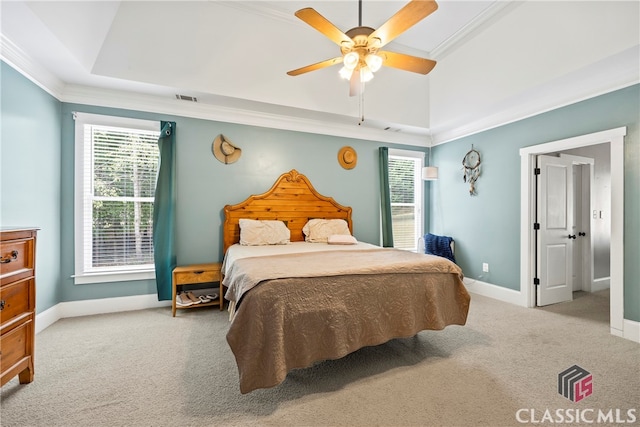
[360,67,374,83]
[288,1,439,99]
[365,53,383,72]
[343,52,360,70]
[339,66,354,80]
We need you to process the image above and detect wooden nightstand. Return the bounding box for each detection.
[172,263,223,317]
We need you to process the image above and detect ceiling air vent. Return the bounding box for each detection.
[175,94,197,102]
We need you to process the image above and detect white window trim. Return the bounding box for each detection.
[73,112,160,284]
[388,148,425,252]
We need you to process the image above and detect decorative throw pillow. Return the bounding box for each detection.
[239,219,290,245]
[303,219,351,243]
[327,234,357,245]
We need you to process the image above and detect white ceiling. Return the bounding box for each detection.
[2,1,638,145]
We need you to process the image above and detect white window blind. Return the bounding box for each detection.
[388,150,424,251]
[74,113,160,284]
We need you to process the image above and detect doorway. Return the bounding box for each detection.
[519,127,625,338]
[534,153,597,307]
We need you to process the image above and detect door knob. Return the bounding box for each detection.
[578,232,586,237]
[568,234,577,239]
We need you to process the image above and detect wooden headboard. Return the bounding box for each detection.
[223,169,353,252]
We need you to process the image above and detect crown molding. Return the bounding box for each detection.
[431,45,640,145]
[6,6,636,150]
[0,34,66,99]
[430,1,521,60]
[61,84,429,147]
[215,1,294,26]
[2,31,428,147]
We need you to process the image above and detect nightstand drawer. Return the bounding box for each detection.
[172,263,223,316]
[174,270,218,285]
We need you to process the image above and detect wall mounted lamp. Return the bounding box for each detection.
[423,136,438,181]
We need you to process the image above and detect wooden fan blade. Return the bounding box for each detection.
[287,57,344,76]
[368,0,438,49]
[295,8,354,47]
[378,51,436,74]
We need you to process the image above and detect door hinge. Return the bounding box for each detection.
[534,277,540,285]
[534,168,541,175]
[533,223,540,230]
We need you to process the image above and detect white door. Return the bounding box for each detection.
[536,154,574,306]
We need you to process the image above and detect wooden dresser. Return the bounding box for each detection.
[0,227,37,387]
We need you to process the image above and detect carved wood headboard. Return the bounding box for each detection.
[222,169,353,253]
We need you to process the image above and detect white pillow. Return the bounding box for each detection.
[302,219,351,243]
[327,234,357,245]
[239,219,290,246]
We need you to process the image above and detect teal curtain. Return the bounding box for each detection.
[378,147,394,247]
[153,121,177,300]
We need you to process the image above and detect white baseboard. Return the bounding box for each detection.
[463,278,526,307]
[591,277,611,292]
[36,294,171,334]
[622,319,640,344]
[35,304,64,334]
[463,278,640,344]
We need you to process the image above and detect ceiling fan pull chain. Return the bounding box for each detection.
[358,88,365,125]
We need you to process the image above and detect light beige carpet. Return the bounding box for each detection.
[1,291,638,427]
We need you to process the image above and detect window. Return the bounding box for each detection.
[388,149,424,252]
[74,113,160,284]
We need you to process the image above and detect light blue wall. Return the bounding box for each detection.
[57,104,424,305]
[2,60,424,312]
[430,84,640,322]
[4,59,637,322]
[1,62,62,312]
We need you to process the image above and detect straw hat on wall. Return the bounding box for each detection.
[212,134,242,164]
[338,146,357,169]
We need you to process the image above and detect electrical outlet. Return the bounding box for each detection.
[482,263,489,273]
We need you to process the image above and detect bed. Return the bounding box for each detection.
[222,169,470,394]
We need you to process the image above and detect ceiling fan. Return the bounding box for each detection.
[287,0,438,96]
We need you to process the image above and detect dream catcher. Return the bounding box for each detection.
[462,146,481,195]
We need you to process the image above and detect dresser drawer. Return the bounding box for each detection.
[174,269,219,285]
[0,279,34,327]
[0,237,35,282]
[0,317,33,384]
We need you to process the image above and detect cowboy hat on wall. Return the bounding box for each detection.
[212,134,242,164]
[338,146,357,170]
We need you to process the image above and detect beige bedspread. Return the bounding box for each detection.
[224,249,471,394]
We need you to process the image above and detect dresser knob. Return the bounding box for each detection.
[0,300,5,311]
